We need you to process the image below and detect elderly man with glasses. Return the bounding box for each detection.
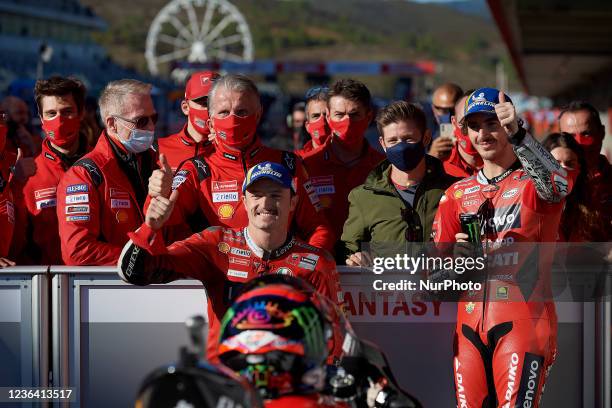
[57,79,159,265]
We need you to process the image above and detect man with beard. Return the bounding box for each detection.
[118,161,341,360]
[433,88,574,407]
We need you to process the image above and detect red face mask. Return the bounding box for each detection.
[213,114,258,149]
[188,106,210,136]
[329,116,368,148]
[455,125,478,155]
[42,115,81,148]
[305,116,331,146]
[573,133,594,147]
[0,123,7,153]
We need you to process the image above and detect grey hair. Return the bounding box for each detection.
[98,79,152,122]
[208,74,260,114]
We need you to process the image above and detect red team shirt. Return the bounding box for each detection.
[57,133,156,265]
[159,138,335,251]
[302,140,384,239]
[21,139,89,264]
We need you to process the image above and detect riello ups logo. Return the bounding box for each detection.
[486,204,521,232]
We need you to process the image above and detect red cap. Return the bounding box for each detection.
[185,71,219,100]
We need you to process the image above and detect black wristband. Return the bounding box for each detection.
[508,127,526,146]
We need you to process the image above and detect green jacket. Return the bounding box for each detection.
[341,155,458,257]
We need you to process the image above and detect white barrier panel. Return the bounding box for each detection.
[45,266,595,407]
[0,266,49,407]
[50,267,206,408]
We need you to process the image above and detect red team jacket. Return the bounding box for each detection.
[302,140,384,239]
[57,132,156,265]
[21,139,89,264]
[120,224,341,360]
[0,158,15,258]
[161,138,335,250]
[157,125,214,172]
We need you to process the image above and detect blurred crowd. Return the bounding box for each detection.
[0,72,610,407]
[0,74,609,267]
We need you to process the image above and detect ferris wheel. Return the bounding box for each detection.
[145,0,254,78]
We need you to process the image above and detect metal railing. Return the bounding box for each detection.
[0,265,609,407]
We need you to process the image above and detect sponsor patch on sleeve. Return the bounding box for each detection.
[298,254,319,270]
[65,193,89,204]
[66,184,89,194]
[36,198,57,209]
[34,187,56,199]
[172,170,190,190]
[65,204,90,215]
[66,215,90,222]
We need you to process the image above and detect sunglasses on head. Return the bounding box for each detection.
[305,86,329,100]
[114,113,158,129]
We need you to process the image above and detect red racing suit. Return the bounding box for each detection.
[21,138,89,264]
[0,157,16,258]
[158,138,335,250]
[57,132,156,265]
[302,140,384,242]
[432,130,573,408]
[118,224,342,360]
[157,125,213,172]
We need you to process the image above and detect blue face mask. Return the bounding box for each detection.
[385,141,425,172]
[118,120,155,154]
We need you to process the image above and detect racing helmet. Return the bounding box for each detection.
[218,276,331,400]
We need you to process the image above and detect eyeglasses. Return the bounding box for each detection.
[433,105,455,116]
[114,113,158,129]
[305,86,329,100]
[0,112,8,123]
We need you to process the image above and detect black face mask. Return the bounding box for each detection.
[385,141,425,171]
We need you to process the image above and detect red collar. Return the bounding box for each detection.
[447,144,479,174]
[212,137,263,162]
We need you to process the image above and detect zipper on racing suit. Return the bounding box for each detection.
[477,161,520,331]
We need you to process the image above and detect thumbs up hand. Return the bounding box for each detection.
[145,189,179,231]
[148,153,173,198]
[13,147,37,183]
[494,91,519,136]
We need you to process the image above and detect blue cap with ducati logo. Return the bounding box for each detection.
[242,161,295,193]
[464,87,513,119]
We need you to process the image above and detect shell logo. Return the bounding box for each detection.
[454,189,464,199]
[218,204,234,219]
[218,242,230,254]
[116,210,129,223]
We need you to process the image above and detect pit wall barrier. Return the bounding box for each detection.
[0,266,609,407]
